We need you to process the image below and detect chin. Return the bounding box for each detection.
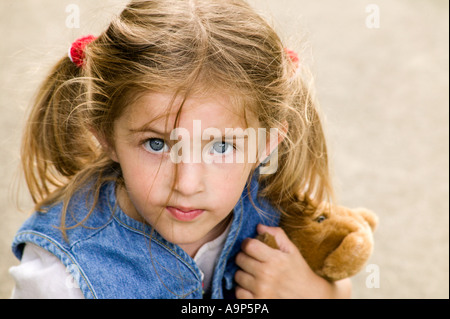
[154,224,205,245]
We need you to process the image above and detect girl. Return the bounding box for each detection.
[11,0,351,299]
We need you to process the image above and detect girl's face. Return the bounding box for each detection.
[109,92,264,256]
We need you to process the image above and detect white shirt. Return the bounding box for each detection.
[9,225,230,299]
[193,222,230,294]
[9,244,85,299]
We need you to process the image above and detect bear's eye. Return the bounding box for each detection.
[315,215,326,223]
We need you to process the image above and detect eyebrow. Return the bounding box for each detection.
[128,126,170,137]
[128,126,250,139]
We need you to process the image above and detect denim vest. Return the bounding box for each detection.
[12,171,280,299]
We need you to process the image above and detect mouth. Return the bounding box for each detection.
[166,206,205,222]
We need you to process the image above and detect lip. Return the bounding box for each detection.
[166,206,205,222]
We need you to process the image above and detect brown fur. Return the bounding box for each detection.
[257,197,378,281]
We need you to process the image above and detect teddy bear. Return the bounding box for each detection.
[257,195,378,281]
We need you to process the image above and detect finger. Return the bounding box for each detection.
[257,224,297,254]
[241,237,274,262]
[235,285,254,299]
[235,251,262,274]
[234,269,255,291]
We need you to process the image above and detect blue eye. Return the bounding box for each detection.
[143,138,169,154]
[211,141,233,155]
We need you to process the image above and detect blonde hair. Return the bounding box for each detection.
[22,0,334,237]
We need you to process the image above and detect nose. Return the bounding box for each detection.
[173,162,205,196]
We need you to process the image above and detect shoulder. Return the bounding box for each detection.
[12,181,116,259]
[9,243,84,299]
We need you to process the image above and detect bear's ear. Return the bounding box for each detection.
[256,232,279,250]
[355,208,378,231]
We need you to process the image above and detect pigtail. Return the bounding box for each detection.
[258,56,335,220]
[21,55,101,210]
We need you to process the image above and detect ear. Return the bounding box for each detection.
[256,121,288,175]
[260,120,288,162]
[90,128,119,163]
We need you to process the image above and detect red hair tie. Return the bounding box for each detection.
[285,48,300,69]
[68,35,97,68]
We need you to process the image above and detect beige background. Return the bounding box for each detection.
[0,0,448,299]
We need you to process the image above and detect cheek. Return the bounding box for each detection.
[120,152,173,197]
[123,166,173,220]
[212,164,252,205]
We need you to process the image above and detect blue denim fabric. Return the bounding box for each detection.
[12,171,280,299]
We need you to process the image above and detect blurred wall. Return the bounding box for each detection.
[0,0,448,299]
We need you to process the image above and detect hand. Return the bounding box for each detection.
[234,224,351,299]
